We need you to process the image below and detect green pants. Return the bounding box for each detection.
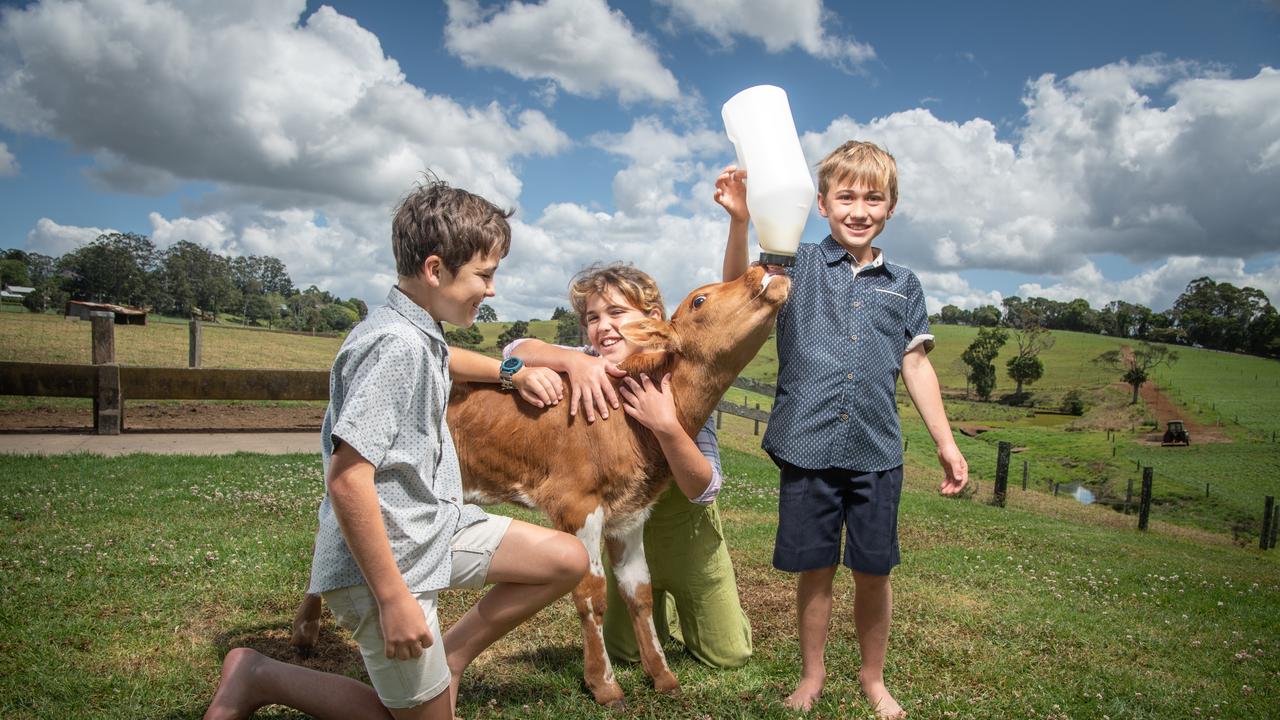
[603,484,753,668]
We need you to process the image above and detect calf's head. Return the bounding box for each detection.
[617,265,790,381]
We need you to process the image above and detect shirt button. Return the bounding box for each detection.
[846,372,854,380]
[450,496,458,502]
[851,335,859,342]
[839,413,849,421]
[853,301,862,308]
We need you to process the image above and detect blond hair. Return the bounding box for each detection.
[568,262,666,324]
[817,140,898,206]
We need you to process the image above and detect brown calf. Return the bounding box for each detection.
[291,265,790,706]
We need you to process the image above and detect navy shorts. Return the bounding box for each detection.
[772,459,903,576]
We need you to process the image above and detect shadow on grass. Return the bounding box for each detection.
[211,616,368,679]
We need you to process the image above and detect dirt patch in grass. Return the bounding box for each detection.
[1136,380,1230,444]
[0,402,323,432]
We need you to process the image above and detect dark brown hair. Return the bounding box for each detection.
[392,175,514,276]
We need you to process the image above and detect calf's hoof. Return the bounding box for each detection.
[653,671,681,695]
[589,681,626,709]
[289,617,320,654]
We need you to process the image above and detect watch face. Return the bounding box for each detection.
[501,357,523,373]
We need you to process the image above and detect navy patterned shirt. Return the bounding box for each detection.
[762,236,934,472]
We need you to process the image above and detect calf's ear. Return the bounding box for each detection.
[621,318,681,353]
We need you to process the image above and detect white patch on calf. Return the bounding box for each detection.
[609,521,651,601]
[575,505,606,577]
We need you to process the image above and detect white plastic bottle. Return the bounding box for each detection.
[721,85,814,266]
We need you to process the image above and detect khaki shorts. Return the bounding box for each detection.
[322,513,513,709]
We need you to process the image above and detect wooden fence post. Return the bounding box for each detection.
[753,402,760,435]
[90,311,122,435]
[1270,506,1280,550]
[189,320,202,368]
[716,409,722,429]
[993,441,1010,508]
[91,311,115,364]
[1022,460,1028,491]
[1205,482,1210,498]
[1124,477,1134,515]
[1138,467,1153,531]
[1053,483,1060,497]
[1262,496,1275,551]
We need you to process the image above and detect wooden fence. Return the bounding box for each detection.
[0,311,778,435]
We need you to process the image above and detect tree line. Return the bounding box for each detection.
[933,277,1279,357]
[1,233,367,333]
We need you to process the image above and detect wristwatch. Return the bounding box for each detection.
[499,356,524,390]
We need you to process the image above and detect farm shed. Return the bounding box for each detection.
[65,300,148,325]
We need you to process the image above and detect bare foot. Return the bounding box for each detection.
[204,648,265,720]
[859,672,905,719]
[783,674,825,711]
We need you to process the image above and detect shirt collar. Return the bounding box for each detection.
[387,286,448,346]
[819,235,892,276]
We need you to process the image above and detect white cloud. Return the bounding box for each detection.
[0,141,17,176]
[800,60,1280,280]
[1017,257,1280,312]
[25,217,113,256]
[656,0,874,70]
[591,116,726,216]
[444,0,680,103]
[915,271,1004,314]
[0,0,569,210]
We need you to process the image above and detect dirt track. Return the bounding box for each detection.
[1136,381,1228,444]
[0,402,323,432]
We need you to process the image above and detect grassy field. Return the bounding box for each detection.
[2,446,1277,720]
[4,310,1279,535]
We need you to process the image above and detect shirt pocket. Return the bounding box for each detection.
[868,287,908,337]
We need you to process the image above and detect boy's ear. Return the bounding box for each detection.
[816,191,828,217]
[620,318,681,353]
[422,255,445,287]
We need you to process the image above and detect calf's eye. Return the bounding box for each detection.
[692,295,707,309]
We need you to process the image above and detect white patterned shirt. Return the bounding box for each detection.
[310,287,487,594]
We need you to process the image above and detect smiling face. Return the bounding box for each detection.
[584,287,662,364]
[431,247,501,327]
[817,179,895,262]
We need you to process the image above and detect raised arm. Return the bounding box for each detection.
[900,346,968,496]
[714,165,751,281]
[505,338,627,422]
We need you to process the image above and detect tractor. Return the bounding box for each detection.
[1161,420,1190,446]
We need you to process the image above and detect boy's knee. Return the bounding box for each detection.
[554,533,590,583]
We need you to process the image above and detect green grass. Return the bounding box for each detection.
[2,448,1277,719]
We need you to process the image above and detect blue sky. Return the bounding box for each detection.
[1,0,1278,319]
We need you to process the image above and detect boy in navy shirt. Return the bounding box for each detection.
[716,141,968,718]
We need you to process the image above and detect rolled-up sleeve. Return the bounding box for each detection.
[688,419,724,506]
[904,280,935,355]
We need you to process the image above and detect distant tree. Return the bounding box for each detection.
[937,304,965,325]
[445,325,484,349]
[1094,342,1178,405]
[555,311,582,346]
[1,258,31,287]
[320,303,358,332]
[1172,276,1273,353]
[551,306,571,321]
[1006,324,1054,396]
[58,232,157,306]
[341,298,368,320]
[261,292,286,328]
[476,304,498,323]
[971,304,1002,327]
[496,320,529,349]
[158,240,235,317]
[961,327,1008,401]
[1060,389,1086,416]
[1100,300,1155,339]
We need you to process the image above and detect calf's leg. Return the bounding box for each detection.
[560,504,625,707]
[604,522,679,694]
[289,592,323,653]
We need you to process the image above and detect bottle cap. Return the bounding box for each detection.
[759,251,796,267]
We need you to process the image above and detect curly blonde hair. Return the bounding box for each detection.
[568,262,666,324]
